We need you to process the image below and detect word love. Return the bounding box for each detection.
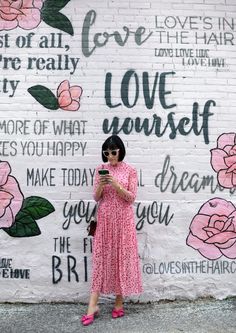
[155,48,209,58]
[82,10,153,57]
[105,70,176,109]
[103,70,216,144]
[0,269,30,279]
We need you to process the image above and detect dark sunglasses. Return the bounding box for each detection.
[103,149,120,157]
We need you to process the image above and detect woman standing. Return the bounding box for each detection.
[81,135,143,326]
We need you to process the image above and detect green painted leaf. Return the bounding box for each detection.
[3,212,41,237]
[41,10,74,36]
[28,85,59,110]
[42,0,71,11]
[21,196,55,220]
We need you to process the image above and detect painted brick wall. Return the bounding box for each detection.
[0,0,236,302]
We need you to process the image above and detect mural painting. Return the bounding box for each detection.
[0,0,235,302]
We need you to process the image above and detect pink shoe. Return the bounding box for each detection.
[81,310,99,326]
[112,308,125,319]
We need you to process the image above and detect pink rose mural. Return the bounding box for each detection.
[28,80,83,111]
[186,198,236,260]
[0,0,43,30]
[211,133,236,188]
[57,80,83,111]
[0,161,23,228]
[0,0,74,35]
[0,160,54,237]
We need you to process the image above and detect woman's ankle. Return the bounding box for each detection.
[114,298,123,309]
[87,304,99,315]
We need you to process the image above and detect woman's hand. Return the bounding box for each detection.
[98,175,110,188]
[94,174,110,201]
[99,175,122,192]
[105,175,120,189]
[99,174,129,200]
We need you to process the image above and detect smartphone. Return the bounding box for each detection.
[98,169,109,175]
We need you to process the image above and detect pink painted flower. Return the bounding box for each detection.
[211,133,236,188]
[57,80,83,111]
[0,161,23,228]
[0,0,43,31]
[186,198,236,260]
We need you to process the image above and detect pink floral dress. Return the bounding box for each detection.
[91,161,143,296]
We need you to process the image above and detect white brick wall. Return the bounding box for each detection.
[0,0,235,302]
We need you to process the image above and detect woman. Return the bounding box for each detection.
[81,135,143,326]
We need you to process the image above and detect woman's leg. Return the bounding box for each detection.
[114,295,123,309]
[87,292,100,315]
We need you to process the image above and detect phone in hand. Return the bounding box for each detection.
[98,169,109,175]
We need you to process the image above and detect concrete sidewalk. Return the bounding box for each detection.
[0,298,235,333]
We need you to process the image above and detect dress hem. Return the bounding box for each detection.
[90,289,143,297]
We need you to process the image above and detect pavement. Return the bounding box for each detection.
[0,298,235,333]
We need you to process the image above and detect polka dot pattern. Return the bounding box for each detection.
[91,162,143,296]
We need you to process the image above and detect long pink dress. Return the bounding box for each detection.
[91,161,143,296]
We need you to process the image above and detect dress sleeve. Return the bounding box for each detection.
[123,167,138,203]
[93,167,101,202]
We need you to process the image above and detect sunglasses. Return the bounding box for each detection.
[103,149,120,157]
